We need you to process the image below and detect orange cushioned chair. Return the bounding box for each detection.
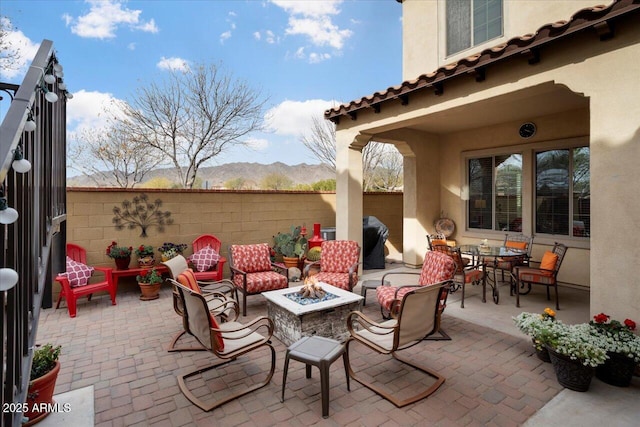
[228,243,288,316]
[55,243,116,318]
[190,234,227,281]
[515,242,568,310]
[304,240,360,291]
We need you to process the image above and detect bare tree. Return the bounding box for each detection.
[0,16,21,73]
[301,115,403,191]
[68,103,164,188]
[120,63,267,188]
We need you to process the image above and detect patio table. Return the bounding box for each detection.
[459,244,526,304]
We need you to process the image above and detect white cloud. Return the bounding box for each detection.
[0,17,40,80]
[65,0,158,39]
[265,99,335,138]
[220,31,232,44]
[66,90,122,133]
[157,56,190,72]
[265,30,277,44]
[245,137,269,151]
[127,42,136,50]
[253,31,261,41]
[269,0,352,60]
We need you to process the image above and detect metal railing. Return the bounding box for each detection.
[0,39,67,427]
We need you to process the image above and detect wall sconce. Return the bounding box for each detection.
[12,146,31,173]
[0,196,19,224]
[0,268,19,291]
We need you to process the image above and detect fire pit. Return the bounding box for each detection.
[263,282,363,346]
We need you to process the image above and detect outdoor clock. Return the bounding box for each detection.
[519,122,536,139]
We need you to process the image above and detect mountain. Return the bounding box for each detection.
[67,162,335,188]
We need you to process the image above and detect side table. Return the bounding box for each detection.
[360,279,389,306]
[281,335,350,418]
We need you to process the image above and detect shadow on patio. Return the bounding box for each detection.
[36,262,639,426]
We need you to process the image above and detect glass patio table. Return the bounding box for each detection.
[458,244,527,304]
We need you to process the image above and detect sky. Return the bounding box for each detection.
[1,0,402,168]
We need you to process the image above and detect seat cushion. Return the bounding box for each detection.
[60,256,94,287]
[189,245,220,272]
[463,268,484,283]
[233,271,288,294]
[517,267,555,284]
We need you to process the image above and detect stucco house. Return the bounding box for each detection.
[327,0,639,320]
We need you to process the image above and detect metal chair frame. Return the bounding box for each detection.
[515,242,568,310]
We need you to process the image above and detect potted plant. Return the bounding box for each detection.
[272,225,308,269]
[24,343,62,426]
[513,308,558,362]
[158,242,188,261]
[135,244,155,267]
[536,321,607,392]
[106,241,133,270]
[136,267,163,300]
[589,313,640,387]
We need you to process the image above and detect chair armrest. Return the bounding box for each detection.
[348,261,362,275]
[271,262,288,276]
[199,278,235,296]
[206,296,239,322]
[229,265,247,276]
[303,260,320,276]
[213,315,274,340]
[347,310,396,336]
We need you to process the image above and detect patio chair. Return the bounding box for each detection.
[228,243,289,316]
[431,245,486,308]
[515,242,568,310]
[346,283,448,407]
[426,233,447,250]
[303,240,360,291]
[55,243,116,318]
[163,255,238,352]
[189,234,227,281]
[493,233,534,291]
[375,251,456,339]
[174,281,276,412]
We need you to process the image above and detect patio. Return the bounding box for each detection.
[36,263,639,426]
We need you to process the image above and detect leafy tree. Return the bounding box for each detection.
[119,62,267,189]
[260,173,293,190]
[140,177,175,188]
[224,177,249,190]
[0,16,21,73]
[312,179,336,191]
[301,115,403,191]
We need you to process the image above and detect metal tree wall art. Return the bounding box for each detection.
[112,193,173,237]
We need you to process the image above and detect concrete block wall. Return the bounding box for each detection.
[66,188,403,273]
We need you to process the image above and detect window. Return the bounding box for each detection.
[468,153,522,231]
[535,147,590,237]
[447,0,503,56]
[466,145,590,238]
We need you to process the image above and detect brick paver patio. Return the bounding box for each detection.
[37,274,565,426]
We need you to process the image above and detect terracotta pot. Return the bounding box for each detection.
[114,256,131,270]
[282,256,299,269]
[139,282,161,301]
[24,361,60,426]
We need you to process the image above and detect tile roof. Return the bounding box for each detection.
[325,0,640,123]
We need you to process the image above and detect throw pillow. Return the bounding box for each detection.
[60,256,94,287]
[188,246,220,272]
[540,251,559,271]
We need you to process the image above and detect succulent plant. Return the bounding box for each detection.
[306,246,322,261]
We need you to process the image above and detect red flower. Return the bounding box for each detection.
[593,313,609,324]
[139,245,145,251]
[624,319,636,331]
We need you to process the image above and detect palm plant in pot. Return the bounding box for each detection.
[272,225,308,269]
[24,343,62,426]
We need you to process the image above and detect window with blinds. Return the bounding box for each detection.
[446,0,503,56]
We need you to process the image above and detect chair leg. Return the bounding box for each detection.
[345,339,445,408]
[178,343,276,412]
[167,330,207,352]
[516,277,521,308]
[554,282,560,310]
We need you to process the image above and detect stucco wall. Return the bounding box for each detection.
[65,188,403,272]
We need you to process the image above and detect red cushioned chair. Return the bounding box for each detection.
[228,243,288,316]
[303,240,361,291]
[190,234,227,281]
[55,243,116,318]
[376,251,456,339]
